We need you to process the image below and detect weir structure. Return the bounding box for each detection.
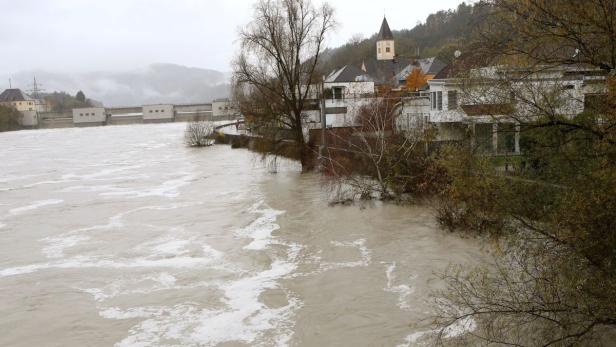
[36,101,241,129]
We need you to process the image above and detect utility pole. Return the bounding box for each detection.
[8,78,11,88]
[28,76,45,99]
[27,76,46,126]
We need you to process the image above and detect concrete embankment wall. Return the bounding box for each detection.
[108,116,143,126]
[39,111,74,129]
[106,107,143,115]
[215,132,301,161]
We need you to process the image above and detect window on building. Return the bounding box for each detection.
[378,48,381,54]
[437,91,443,111]
[386,47,391,53]
[80,113,83,117]
[431,92,436,110]
[333,87,344,100]
[149,110,153,113]
[447,90,458,110]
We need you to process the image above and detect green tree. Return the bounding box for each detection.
[75,90,86,103]
[0,105,22,132]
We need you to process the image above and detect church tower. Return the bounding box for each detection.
[376,16,395,61]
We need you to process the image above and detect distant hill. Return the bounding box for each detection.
[6,63,230,107]
[319,2,483,74]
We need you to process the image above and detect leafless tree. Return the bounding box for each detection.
[322,96,442,203]
[185,121,215,147]
[233,0,335,171]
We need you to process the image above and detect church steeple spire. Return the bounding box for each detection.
[377,16,394,41]
[376,16,395,60]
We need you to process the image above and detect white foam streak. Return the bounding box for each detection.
[319,239,372,271]
[0,255,218,278]
[237,201,285,251]
[8,199,64,215]
[99,200,300,347]
[385,263,416,311]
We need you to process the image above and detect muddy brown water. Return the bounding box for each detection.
[0,124,481,347]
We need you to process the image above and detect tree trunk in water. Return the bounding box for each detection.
[299,144,314,172]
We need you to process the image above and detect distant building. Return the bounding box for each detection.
[323,65,375,127]
[0,88,39,127]
[142,104,174,123]
[325,17,446,89]
[212,99,240,119]
[73,107,106,127]
[376,17,395,61]
[174,103,213,122]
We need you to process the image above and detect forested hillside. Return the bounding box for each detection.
[320,2,483,74]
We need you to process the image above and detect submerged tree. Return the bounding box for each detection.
[321,95,444,203]
[233,0,335,171]
[185,121,215,147]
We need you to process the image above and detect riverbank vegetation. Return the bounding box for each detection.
[430,0,616,345]
[320,94,447,203]
[0,105,23,132]
[184,121,215,147]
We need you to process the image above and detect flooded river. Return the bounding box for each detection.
[0,124,481,347]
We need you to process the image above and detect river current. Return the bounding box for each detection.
[0,123,480,347]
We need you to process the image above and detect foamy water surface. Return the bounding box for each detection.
[0,124,480,346]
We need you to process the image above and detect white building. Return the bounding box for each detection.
[322,65,376,127]
[143,104,174,123]
[396,63,608,154]
[73,107,107,127]
[212,99,240,119]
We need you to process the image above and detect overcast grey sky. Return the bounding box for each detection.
[0,0,465,74]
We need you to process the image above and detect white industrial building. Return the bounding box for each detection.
[72,107,106,127]
[212,99,240,119]
[142,104,174,123]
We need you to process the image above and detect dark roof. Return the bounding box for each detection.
[395,57,447,81]
[325,65,372,83]
[377,17,394,41]
[361,58,411,85]
[433,52,492,79]
[0,89,33,102]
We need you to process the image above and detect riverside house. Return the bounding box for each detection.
[0,88,39,127]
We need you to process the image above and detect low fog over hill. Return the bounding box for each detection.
[5,63,231,107]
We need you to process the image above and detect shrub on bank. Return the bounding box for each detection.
[0,106,22,132]
[185,121,214,147]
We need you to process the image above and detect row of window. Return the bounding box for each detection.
[79,112,99,117]
[148,109,168,113]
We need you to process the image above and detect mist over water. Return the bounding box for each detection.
[0,124,480,346]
